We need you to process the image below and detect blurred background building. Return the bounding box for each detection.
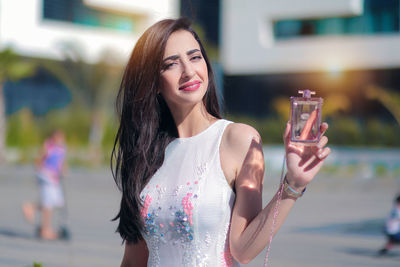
[181,0,400,148]
[219,0,400,125]
[1,0,178,115]
[1,0,178,64]
[0,0,178,164]
[1,0,400,165]
[221,0,400,74]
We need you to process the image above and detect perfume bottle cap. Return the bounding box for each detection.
[298,90,315,98]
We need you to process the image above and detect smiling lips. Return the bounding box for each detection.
[179,80,201,91]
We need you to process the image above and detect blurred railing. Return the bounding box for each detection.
[264,146,400,179]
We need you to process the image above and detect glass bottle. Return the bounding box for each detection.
[290,90,323,145]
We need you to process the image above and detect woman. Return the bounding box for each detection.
[112,17,330,266]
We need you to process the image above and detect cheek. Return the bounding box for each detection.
[160,73,176,93]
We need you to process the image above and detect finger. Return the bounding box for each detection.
[320,122,328,136]
[286,141,304,156]
[299,110,317,140]
[317,136,328,150]
[316,136,328,156]
[317,147,331,160]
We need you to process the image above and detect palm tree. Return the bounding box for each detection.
[38,43,123,164]
[0,48,35,163]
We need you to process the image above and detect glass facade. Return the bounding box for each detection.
[43,0,136,32]
[274,0,400,39]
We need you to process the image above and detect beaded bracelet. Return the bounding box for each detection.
[283,177,306,198]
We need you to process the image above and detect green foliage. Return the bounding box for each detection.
[320,164,340,175]
[0,47,36,163]
[5,107,88,163]
[366,85,400,126]
[8,105,91,148]
[0,47,35,82]
[365,118,400,146]
[325,116,400,147]
[101,115,118,151]
[374,163,388,176]
[226,114,400,147]
[5,106,116,165]
[27,262,46,267]
[43,106,91,147]
[322,93,351,119]
[225,114,286,144]
[37,45,123,110]
[5,107,400,166]
[326,116,363,145]
[259,117,286,144]
[6,109,41,148]
[30,46,123,165]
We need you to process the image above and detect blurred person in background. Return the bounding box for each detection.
[379,194,400,255]
[22,129,67,240]
[112,17,330,266]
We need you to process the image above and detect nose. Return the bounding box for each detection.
[181,61,195,79]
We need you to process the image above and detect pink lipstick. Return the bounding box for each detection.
[179,80,201,91]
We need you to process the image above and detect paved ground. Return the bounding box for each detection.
[0,163,400,267]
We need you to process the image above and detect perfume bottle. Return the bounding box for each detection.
[290,90,323,144]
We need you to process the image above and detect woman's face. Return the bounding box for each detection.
[159,30,209,111]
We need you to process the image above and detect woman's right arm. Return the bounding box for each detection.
[121,240,148,267]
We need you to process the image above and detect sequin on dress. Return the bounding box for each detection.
[140,119,240,267]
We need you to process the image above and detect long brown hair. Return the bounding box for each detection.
[111,17,221,243]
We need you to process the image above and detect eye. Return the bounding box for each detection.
[163,62,177,70]
[190,55,202,61]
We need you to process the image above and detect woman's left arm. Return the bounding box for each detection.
[228,122,330,264]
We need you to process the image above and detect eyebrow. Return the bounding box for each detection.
[163,49,201,62]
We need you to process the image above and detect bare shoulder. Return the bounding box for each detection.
[224,123,262,151]
[220,123,263,183]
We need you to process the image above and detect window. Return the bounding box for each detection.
[43,0,137,32]
[274,0,400,39]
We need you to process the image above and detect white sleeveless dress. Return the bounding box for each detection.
[140,119,240,267]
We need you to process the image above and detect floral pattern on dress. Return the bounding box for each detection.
[140,153,237,267]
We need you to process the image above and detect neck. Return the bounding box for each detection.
[169,102,217,138]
